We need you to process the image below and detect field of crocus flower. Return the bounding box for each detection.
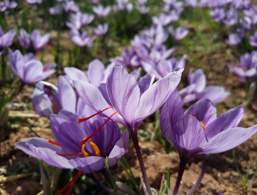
[1,0,257,194]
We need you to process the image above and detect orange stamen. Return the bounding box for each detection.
[78,106,113,123]
[89,141,101,156]
[200,121,206,129]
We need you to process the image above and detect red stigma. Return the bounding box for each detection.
[78,106,113,123]
[48,139,61,146]
[80,111,117,147]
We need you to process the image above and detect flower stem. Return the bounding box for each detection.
[172,156,187,195]
[130,128,152,195]
[186,161,206,195]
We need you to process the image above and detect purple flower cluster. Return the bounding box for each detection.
[0,0,17,12]
[8,50,55,84]
[2,1,256,194]
[207,0,257,47]
[179,69,229,104]
[18,29,50,50]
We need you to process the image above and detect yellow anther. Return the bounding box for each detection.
[81,144,89,157]
[200,121,206,129]
[89,141,101,156]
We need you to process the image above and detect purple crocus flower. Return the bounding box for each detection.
[0,0,17,12]
[76,66,183,127]
[179,69,229,104]
[161,91,257,158]
[250,32,257,47]
[0,26,16,48]
[16,111,129,174]
[32,81,60,117]
[31,30,50,50]
[49,5,63,15]
[230,51,257,81]
[64,0,79,13]
[114,0,133,12]
[210,8,225,22]
[142,55,186,79]
[32,75,81,117]
[18,29,49,50]
[136,0,149,14]
[8,50,55,84]
[70,30,93,47]
[173,27,189,40]
[93,5,110,17]
[26,0,42,5]
[65,59,113,87]
[18,29,31,49]
[226,33,241,46]
[94,24,108,36]
[66,12,94,30]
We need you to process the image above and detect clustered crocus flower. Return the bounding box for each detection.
[8,50,55,84]
[0,0,17,12]
[207,0,257,47]
[161,91,257,194]
[179,69,229,104]
[32,59,112,118]
[230,51,257,81]
[0,26,16,50]
[18,29,50,50]
[16,110,129,193]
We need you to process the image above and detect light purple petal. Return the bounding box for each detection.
[87,59,105,86]
[201,125,257,154]
[206,106,244,138]
[57,76,77,113]
[106,66,140,123]
[16,137,75,169]
[136,69,183,121]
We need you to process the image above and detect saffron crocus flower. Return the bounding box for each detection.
[0,0,17,12]
[66,12,94,30]
[0,26,16,49]
[179,69,229,104]
[32,75,80,117]
[32,81,60,117]
[226,33,241,46]
[142,56,186,79]
[65,59,113,87]
[114,0,133,12]
[94,24,108,36]
[250,32,257,47]
[161,92,257,158]
[229,51,257,81]
[104,66,183,126]
[16,111,129,174]
[31,30,50,50]
[18,29,49,50]
[8,50,55,84]
[173,27,189,41]
[26,0,42,4]
[18,29,31,49]
[93,5,110,17]
[63,0,79,13]
[160,92,257,194]
[70,30,93,47]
